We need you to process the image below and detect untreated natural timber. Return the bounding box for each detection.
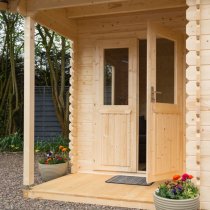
[0,2,8,10]
[67,0,186,18]
[23,16,35,186]
[27,0,127,13]
[33,10,77,40]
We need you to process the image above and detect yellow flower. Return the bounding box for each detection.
[59,146,64,150]
[62,148,67,152]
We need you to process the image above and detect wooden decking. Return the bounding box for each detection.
[24,173,158,209]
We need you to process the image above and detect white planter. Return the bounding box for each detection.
[154,191,199,210]
[38,162,68,181]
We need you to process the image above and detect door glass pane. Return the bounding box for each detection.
[104,48,128,105]
[156,38,175,104]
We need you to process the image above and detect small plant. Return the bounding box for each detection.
[156,173,199,200]
[0,133,23,152]
[35,136,69,153]
[39,145,69,164]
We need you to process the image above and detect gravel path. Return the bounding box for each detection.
[0,153,141,210]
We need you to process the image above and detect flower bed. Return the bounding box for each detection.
[38,146,70,181]
[39,145,69,165]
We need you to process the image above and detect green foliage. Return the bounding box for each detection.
[0,11,70,138]
[0,134,69,154]
[156,174,199,200]
[35,136,69,154]
[0,132,23,152]
[35,25,70,138]
[0,12,24,136]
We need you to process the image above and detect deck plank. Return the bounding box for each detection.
[27,173,158,209]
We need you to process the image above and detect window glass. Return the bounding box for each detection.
[156,38,175,104]
[104,48,129,105]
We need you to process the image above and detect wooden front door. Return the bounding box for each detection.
[146,22,184,182]
[94,39,138,172]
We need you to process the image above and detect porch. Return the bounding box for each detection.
[24,173,158,210]
[1,0,210,209]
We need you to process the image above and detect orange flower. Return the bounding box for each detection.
[62,148,67,152]
[189,175,193,179]
[59,146,64,150]
[173,175,181,181]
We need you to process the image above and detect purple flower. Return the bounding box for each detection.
[176,185,183,191]
[172,188,177,194]
[47,151,53,157]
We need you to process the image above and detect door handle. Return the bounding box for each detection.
[151,86,162,102]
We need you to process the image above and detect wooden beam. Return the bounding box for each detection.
[33,9,77,41]
[16,0,27,16]
[4,0,27,16]
[66,0,186,18]
[0,2,8,10]
[27,0,126,13]
[23,16,35,186]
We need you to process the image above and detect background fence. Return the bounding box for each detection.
[35,86,63,140]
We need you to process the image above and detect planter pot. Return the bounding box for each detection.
[38,162,68,181]
[154,191,199,210]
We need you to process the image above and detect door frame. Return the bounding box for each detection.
[92,24,185,177]
[137,38,147,174]
[93,38,139,173]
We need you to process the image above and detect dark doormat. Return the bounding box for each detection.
[105,175,153,186]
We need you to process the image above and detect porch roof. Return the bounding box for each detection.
[1,0,186,40]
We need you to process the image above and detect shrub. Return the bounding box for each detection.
[0,134,69,153]
[0,133,23,152]
[34,136,69,154]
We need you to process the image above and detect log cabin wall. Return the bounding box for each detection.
[186,0,210,209]
[75,8,186,173]
[69,41,79,173]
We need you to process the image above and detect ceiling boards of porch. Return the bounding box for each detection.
[0,2,8,11]
[76,7,186,37]
[8,0,186,40]
[26,0,186,17]
[33,10,77,41]
[27,0,127,13]
[66,0,186,19]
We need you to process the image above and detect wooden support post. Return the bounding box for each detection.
[0,2,8,11]
[23,17,35,186]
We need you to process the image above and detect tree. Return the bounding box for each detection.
[0,12,70,138]
[0,12,24,135]
[36,25,70,138]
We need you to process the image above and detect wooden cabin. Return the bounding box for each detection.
[1,0,210,209]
